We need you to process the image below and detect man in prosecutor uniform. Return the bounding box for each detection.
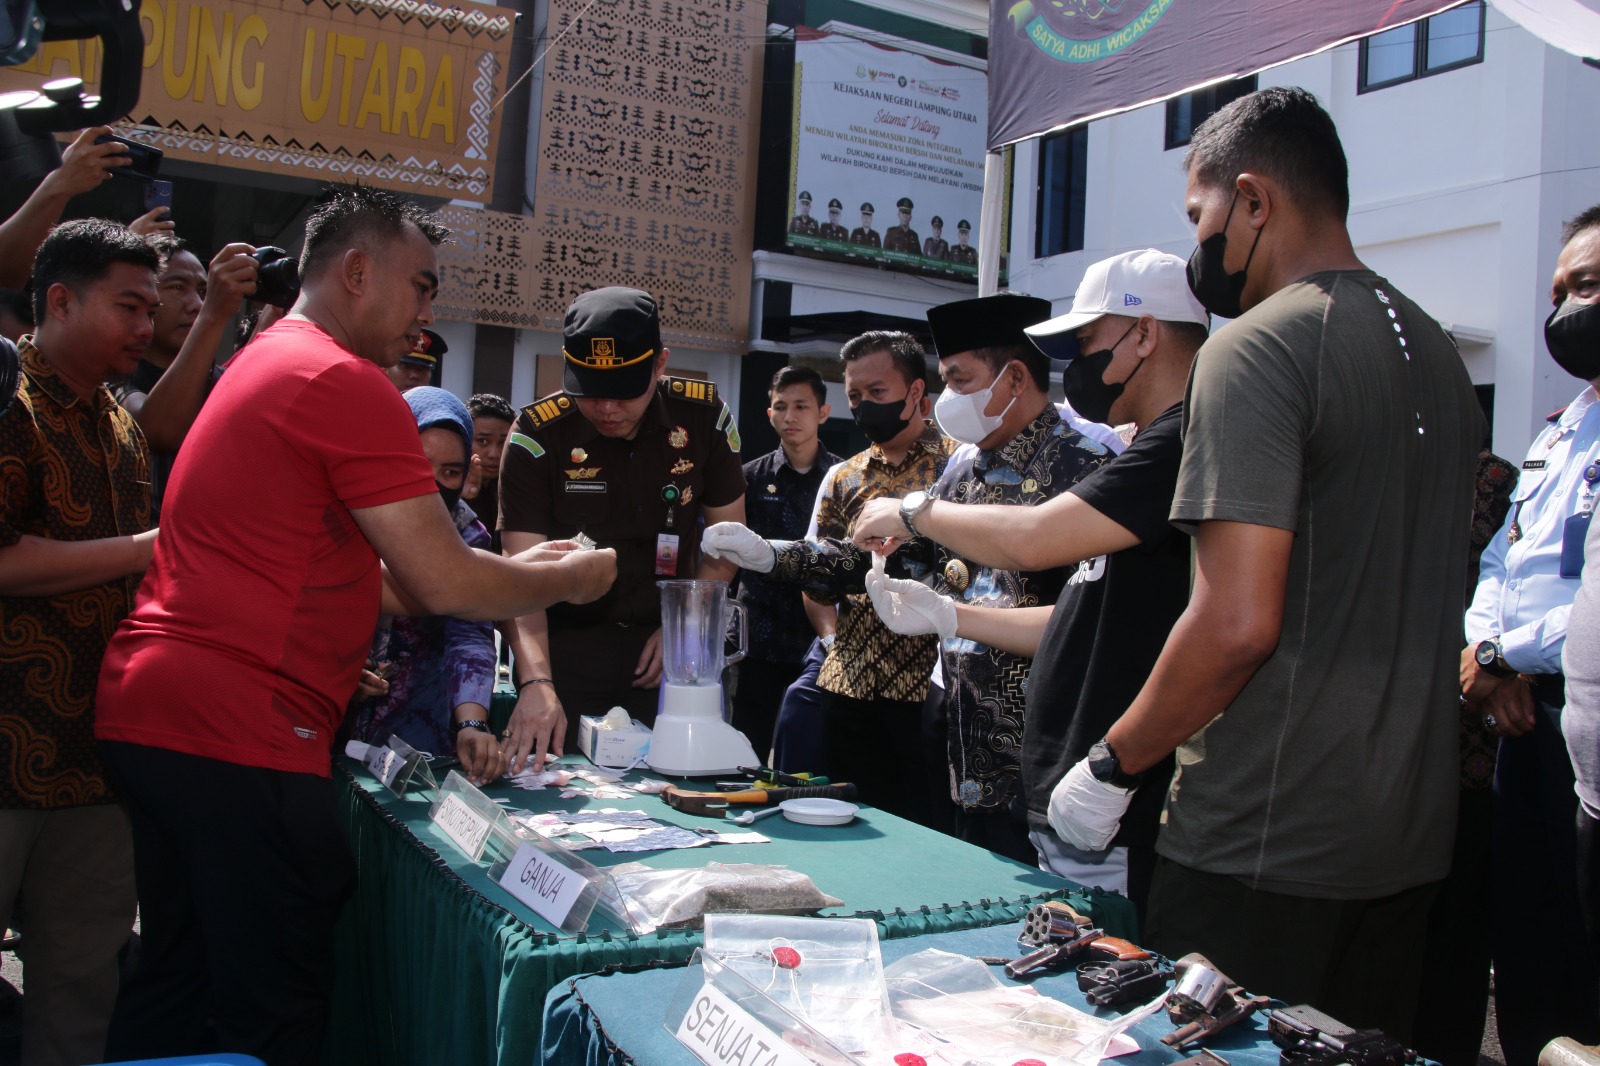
[884,197,921,254]
[789,191,819,237]
[819,198,850,242]
[498,287,746,770]
[850,204,881,249]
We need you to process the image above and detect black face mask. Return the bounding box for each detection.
[1186,191,1262,320]
[1062,322,1141,425]
[438,481,462,513]
[1546,298,1600,382]
[851,385,919,444]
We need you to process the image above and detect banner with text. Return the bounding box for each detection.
[787,29,988,280]
[0,0,516,203]
[988,0,1463,149]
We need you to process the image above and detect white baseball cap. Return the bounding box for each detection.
[1026,248,1209,361]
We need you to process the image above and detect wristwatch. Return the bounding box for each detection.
[1086,738,1144,790]
[1474,639,1516,679]
[452,718,490,735]
[898,490,934,536]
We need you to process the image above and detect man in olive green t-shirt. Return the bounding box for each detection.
[1046,88,1482,1039]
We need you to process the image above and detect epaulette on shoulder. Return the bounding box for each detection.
[665,376,719,406]
[521,391,577,431]
[1547,406,1568,424]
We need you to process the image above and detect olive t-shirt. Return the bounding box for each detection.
[1161,270,1484,899]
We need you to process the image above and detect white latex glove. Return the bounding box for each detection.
[701,522,776,573]
[865,567,957,640]
[1047,757,1136,852]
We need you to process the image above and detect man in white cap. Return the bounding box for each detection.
[852,249,1208,915]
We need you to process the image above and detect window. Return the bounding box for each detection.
[1164,75,1258,151]
[1359,1,1485,92]
[1036,124,1087,259]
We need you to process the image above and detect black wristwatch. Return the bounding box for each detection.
[899,490,933,536]
[452,718,490,735]
[1474,639,1516,679]
[1086,738,1144,790]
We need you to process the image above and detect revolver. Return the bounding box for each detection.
[1161,953,1271,1049]
[1003,901,1156,980]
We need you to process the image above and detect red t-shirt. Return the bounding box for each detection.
[96,319,437,775]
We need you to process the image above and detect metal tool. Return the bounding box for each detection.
[661,782,860,818]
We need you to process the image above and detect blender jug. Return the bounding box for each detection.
[648,580,758,777]
[659,580,746,688]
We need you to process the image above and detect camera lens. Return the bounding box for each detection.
[250,247,301,309]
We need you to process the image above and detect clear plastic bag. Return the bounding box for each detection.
[704,915,895,1056]
[609,862,843,933]
[881,948,1166,1066]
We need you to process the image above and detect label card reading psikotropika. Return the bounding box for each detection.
[497,842,587,927]
[431,791,494,861]
[673,978,812,1066]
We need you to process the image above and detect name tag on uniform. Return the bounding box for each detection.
[565,482,607,494]
[1524,460,1547,470]
[656,532,680,576]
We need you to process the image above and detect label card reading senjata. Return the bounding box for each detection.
[431,791,493,861]
[673,978,813,1066]
[497,842,587,927]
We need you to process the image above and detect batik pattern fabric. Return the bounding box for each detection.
[354,502,496,757]
[931,406,1110,811]
[771,409,1112,811]
[802,427,957,703]
[0,340,150,808]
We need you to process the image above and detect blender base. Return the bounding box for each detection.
[646,683,759,778]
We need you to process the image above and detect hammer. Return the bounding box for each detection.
[661,782,859,818]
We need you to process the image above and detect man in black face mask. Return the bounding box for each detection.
[851,250,1206,913]
[1465,204,1600,1063]
[703,332,957,824]
[1040,87,1478,1038]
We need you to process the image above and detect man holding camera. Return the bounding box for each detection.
[113,238,258,519]
[94,184,616,1065]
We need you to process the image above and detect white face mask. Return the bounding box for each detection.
[933,363,1017,445]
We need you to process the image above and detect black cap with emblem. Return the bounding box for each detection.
[399,328,447,368]
[562,286,662,400]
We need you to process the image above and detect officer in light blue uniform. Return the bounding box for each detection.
[1463,206,1600,1063]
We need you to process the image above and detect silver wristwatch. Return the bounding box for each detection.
[898,490,934,536]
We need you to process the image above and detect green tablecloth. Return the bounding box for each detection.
[327,758,1137,1066]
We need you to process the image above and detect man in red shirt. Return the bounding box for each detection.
[94,184,615,1066]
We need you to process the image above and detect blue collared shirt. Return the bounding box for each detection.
[1467,385,1600,674]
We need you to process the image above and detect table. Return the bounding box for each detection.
[326,758,1137,1066]
[542,922,1281,1066]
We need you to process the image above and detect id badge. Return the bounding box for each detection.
[655,532,680,576]
[1560,510,1593,578]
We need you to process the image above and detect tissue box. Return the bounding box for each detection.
[578,714,652,768]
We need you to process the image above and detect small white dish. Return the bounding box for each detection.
[780,798,859,826]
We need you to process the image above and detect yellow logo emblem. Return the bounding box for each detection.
[670,458,694,474]
[669,426,689,449]
[565,466,602,481]
[590,338,617,366]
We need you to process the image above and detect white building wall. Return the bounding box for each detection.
[1006,5,1600,460]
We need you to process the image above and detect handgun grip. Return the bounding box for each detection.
[1088,936,1152,961]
